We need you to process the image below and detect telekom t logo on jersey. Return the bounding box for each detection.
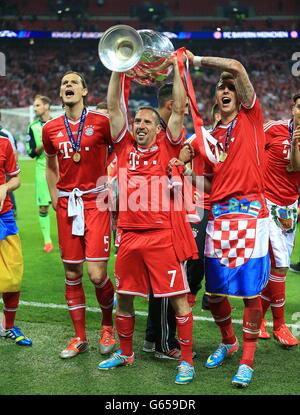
[282,141,291,160]
[128,151,140,170]
[59,141,90,158]
[59,141,72,159]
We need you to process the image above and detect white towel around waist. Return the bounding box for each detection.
[58,184,108,236]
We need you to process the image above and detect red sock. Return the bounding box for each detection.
[116,313,135,356]
[260,281,271,318]
[208,296,235,344]
[269,272,286,330]
[93,276,114,327]
[65,275,86,340]
[176,312,193,365]
[2,292,20,329]
[240,297,262,368]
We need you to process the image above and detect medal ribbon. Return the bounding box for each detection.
[223,115,237,153]
[176,47,213,175]
[64,107,87,154]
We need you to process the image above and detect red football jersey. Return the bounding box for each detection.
[42,109,112,206]
[114,129,181,229]
[208,96,265,204]
[264,119,300,206]
[107,154,118,180]
[0,135,20,214]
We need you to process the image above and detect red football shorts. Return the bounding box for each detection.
[115,228,190,298]
[56,202,111,263]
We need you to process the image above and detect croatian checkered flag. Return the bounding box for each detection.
[212,216,257,268]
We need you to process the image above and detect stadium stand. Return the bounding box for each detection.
[0,0,299,31]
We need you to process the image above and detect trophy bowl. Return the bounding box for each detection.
[98,25,175,85]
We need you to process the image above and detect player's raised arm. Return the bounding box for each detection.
[188,51,255,109]
[167,57,187,140]
[107,71,127,139]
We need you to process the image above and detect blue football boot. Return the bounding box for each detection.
[232,364,253,388]
[175,361,195,385]
[1,326,32,346]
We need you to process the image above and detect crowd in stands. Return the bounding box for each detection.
[0,0,299,32]
[0,39,299,143]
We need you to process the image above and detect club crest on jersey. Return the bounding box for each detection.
[212,216,257,268]
[85,125,94,136]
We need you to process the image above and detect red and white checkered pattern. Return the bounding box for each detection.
[212,218,257,268]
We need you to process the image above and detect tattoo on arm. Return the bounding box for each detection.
[200,56,255,108]
[234,70,255,108]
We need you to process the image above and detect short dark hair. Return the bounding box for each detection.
[292,92,300,104]
[135,106,161,125]
[157,83,173,108]
[61,70,88,106]
[34,94,51,107]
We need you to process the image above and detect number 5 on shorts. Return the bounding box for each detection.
[168,270,177,288]
[104,235,110,252]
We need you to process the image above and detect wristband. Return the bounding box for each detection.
[193,56,203,67]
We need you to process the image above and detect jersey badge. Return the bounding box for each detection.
[85,126,94,136]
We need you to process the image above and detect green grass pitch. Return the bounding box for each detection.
[0,159,299,395]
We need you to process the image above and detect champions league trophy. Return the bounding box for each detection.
[98,25,175,85]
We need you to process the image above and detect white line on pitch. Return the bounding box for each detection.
[2,299,299,330]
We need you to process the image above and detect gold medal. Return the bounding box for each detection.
[219,151,228,162]
[73,152,81,163]
[286,164,293,172]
